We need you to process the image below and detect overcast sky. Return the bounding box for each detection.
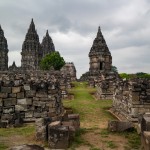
[0,0,150,78]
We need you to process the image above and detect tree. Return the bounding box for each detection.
[40,51,65,70]
[111,66,118,73]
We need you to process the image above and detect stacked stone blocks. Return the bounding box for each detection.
[0,71,65,127]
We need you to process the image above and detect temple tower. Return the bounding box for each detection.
[89,27,112,74]
[21,19,42,70]
[41,30,55,57]
[0,25,8,71]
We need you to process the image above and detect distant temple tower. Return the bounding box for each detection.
[41,30,55,57]
[0,25,8,71]
[89,27,112,73]
[21,19,42,70]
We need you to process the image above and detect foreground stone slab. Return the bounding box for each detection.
[9,144,45,150]
[48,123,69,149]
[108,120,134,132]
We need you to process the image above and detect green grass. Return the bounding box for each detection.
[0,124,35,150]
[64,82,115,124]
[106,141,118,149]
[0,143,8,150]
[99,129,109,138]
[64,82,141,149]
[0,124,35,137]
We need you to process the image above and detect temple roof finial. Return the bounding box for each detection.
[97,26,102,38]
[29,18,35,32]
[46,30,49,36]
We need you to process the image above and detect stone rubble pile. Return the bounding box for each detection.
[0,71,72,127]
[35,108,80,149]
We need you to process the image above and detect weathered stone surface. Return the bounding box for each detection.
[0,25,8,71]
[3,98,16,106]
[88,27,112,81]
[61,62,77,81]
[17,92,24,99]
[8,93,16,98]
[41,30,55,58]
[0,92,8,98]
[25,111,33,118]
[17,98,27,105]
[9,144,45,150]
[36,92,48,98]
[0,71,66,128]
[3,107,14,114]
[1,87,11,93]
[24,85,30,91]
[21,19,41,70]
[12,87,21,93]
[25,90,36,97]
[0,98,3,106]
[48,124,69,149]
[108,120,133,132]
[15,105,27,112]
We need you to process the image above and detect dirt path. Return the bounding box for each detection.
[64,82,140,150]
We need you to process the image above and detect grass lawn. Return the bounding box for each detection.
[63,82,141,150]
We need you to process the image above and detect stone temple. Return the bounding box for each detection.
[89,26,112,75]
[80,26,112,81]
[0,19,77,80]
[0,19,56,71]
[0,25,8,71]
[21,19,55,71]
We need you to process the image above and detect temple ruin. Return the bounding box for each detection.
[0,25,8,71]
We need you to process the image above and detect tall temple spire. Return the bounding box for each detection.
[28,18,36,32]
[0,25,8,70]
[0,24,4,36]
[89,26,112,73]
[46,30,49,36]
[97,26,101,36]
[21,19,41,70]
[41,30,55,57]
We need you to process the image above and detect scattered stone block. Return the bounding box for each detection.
[108,120,133,132]
[9,144,44,150]
[48,122,69,149]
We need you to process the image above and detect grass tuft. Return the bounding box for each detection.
[106,141,118,149]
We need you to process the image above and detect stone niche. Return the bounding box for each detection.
[0,71,67,127]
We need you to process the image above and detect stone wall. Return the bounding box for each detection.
[112,78,150,122]
[61,62,77,82]
[96,72,119,99]
[0,71,68,127]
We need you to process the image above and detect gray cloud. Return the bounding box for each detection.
[0,0,150,78]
